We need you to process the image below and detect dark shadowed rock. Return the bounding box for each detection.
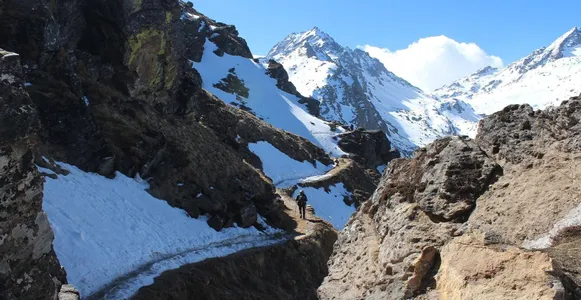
[337,128,400,169]
[0,49,66,300]
[265,59,321,117]
[237,203,258,228]
[181,5,252,62]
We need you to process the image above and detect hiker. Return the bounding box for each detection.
[349,124,354,131]
[296,190,308,219]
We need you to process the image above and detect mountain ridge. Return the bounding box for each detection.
[432,26,581,115]
[267,27,479,154]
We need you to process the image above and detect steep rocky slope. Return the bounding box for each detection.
[433,27,581,115]
[0,49,67,300]
[319,96,581,299]
[0,0,393,298]
[266,28,480,153]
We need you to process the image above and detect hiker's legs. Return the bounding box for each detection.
[301,205,306,219]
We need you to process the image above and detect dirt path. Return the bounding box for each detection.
[277,189,330,237]
[86,233,291,300]
[86,189,334,300]
[86,161,345,300]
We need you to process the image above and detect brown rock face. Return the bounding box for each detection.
[320,98,581,299]
[0,50,66,300]
[0,0,335,234]
[320,136,500,299]
[436,233,564,300]
[337,128,400,169]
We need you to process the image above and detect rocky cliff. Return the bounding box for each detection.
[0,49,67,300]
[0,0,337,234]
[319,96,581,299]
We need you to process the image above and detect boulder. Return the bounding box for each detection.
[237,203,258,228]
[58,284,81,300]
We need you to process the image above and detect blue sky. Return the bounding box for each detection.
[195,0,579,63]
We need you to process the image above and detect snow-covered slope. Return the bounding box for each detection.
[40,162,282,298]
[183,11,366,230]
[433,27,581,115]
[266,27,479,153]
[194,40,346,157]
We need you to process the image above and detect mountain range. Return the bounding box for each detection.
[266,27,479,154]
[432,26,581,115]
[266,26,581,153]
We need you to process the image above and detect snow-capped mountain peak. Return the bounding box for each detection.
[267,27,343,63]
[432,27,581,115]
[267,28,480,153]
[549,26,581,58]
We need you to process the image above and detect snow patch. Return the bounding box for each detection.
[248,141,330,188]
[194,40,346,157]
[523,203,581,250]
[41,162,282,297]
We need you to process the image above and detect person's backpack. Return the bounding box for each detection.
[296,193,307,205]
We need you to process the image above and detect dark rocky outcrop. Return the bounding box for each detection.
[0,0,335,235]
[181,4,252,62]
[265,59,321,117]
[338,128,400,169]
[0,50,66,300]
[319,97,581,299]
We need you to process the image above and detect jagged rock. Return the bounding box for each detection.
[265,59,320,117]
[0,49,66,300]
[237,203,258,228]
[181,5,252,62]
[207,213,229,231]
[337,129,400,169]
[320,98,581,299]
[319,136,501,299]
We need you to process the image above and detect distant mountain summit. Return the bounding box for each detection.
[267,27,479,154]
[433,27,581,115]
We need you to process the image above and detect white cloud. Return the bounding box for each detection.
[362,36,503,92]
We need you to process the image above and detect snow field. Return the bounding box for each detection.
[248,141,331,188]
[194,40,346,157]
[40,163,282,298]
